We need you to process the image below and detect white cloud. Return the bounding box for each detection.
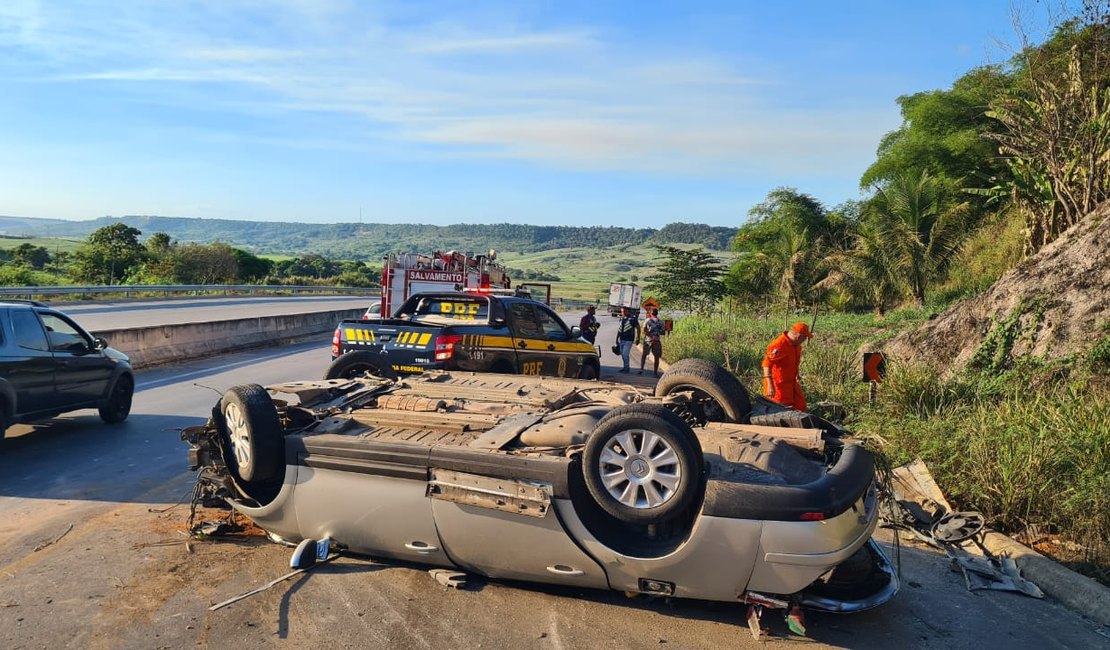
[0,2,895,179]
[409,30,596,54]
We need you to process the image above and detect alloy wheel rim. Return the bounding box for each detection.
[224,402,251,471]
[597,428,681,509]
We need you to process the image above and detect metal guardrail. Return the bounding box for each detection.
[0,284,601,311]
[0,284,376,299]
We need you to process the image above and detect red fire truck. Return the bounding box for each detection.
[379,250,513,318]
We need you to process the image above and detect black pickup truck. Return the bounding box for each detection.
[329,292,600,380]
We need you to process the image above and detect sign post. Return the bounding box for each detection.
[862,352,886,406]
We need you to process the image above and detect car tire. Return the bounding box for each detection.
[323,351,399,381]
[578,361,600,380]
[219,384,284,484]
[655,358,752,423]
[0,398,9,447]
[98,374,134,424]
[582,403,703,525]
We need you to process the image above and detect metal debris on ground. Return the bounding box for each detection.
[190,520,244,538]
[881,459,1043,599]
[208,542,341,611]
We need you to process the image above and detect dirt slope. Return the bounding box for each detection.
[882,204,1110,372]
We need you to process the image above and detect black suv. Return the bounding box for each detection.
[0,300,134,442]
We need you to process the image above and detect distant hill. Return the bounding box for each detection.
[0,215,737,260]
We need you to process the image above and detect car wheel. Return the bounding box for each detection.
[98,374,134,424]
[323,351,399,381]
[578,361,599,380]
[220,384,284,484]
[655,358,752,423]
[582,403,703,525]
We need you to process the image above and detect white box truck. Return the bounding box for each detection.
[608,282,642,317]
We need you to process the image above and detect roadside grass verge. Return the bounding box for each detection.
[665,310,1110,583]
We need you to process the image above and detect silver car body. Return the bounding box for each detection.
[185,369,897,614]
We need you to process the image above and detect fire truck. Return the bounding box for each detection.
[379,250,513,318]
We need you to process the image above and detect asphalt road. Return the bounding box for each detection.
[0,316,1107,648]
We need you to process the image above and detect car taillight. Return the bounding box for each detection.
[799,512,826,521]
[434,334,463,361]
[331,326,341,357]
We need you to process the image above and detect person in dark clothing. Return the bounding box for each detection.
[579,305,600,343]
[615,306,640,373]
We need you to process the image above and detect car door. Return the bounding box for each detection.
[532,304,585,378]
[38,311,113,406]
[3,309,57,415]
[507,302,548,375]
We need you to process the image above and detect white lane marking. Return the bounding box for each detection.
[135,343,325,392]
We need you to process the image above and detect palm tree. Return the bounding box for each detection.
[872,171,969,305]
[818,222,903,318]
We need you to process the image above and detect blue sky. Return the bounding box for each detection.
[0,1,1066,228]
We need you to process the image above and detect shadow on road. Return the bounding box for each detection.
[0,413,200,503]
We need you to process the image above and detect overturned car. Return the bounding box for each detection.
[183,357,897,635]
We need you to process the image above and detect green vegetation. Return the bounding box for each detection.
[725,16,1110,315]
[664,311,1110,583]
[643,246,727,314]
[0,226,379,288]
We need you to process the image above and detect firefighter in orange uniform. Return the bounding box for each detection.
[761,321,812,411]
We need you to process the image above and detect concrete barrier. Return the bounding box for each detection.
[93,308,364,369]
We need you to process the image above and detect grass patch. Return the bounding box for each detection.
[666,308,1110,583]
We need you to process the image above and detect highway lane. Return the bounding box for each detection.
[47,295,375,331]
[0,342,1106,648]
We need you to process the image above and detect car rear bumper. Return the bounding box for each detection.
[799,539,900,613]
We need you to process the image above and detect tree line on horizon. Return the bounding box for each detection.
[0,217,738,262]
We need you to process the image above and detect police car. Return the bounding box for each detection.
[329,291,601,380]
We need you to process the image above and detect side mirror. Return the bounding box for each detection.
[290,537,332,570]
[491,317,507,328]
[570,326,582,338]
[93,337,108,351]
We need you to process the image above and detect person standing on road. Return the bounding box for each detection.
[579,305,600,344]
[761,321,812,411]
[615,306,640,373]
[639,309,664,377]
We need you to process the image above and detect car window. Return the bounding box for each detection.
[534,306,569,340]
[509,303,542,337]
[411,297,489,323]
[10,310,49,351]
[39,313,92,353]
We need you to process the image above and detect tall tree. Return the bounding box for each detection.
[232,248,273,282]
[11,243,50,270]
[818,222,905,317]
[728,188,851,306]
[869,171,969,305]
[70,223,144,285]
[644,246,726,314]
[987,17,1110,251]
[146,232,172,255]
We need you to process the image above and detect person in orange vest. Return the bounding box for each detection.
[761,321,812,411]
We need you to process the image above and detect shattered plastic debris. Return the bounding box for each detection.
[883,458,1043,599]
[429,569,468,589]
